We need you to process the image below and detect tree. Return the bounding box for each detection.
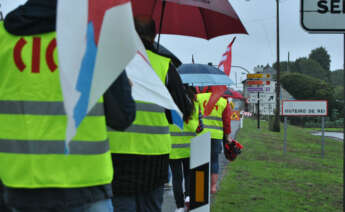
[273,61,298,73]
[309,47,331,71]
[280,73,336,118]
[334,86,344,101]
[294,57,329,81]
[330,69,344,86]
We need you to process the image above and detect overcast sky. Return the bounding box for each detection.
[1,0,344,89]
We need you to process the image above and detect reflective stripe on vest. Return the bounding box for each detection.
[0,139,109,154]
[172,143,190,148]
[169,102,199,159]
[170,132,196,137]
[0,101,104,115]
[203,116,222,121]
[197,93,227,139]
[0,24,112,189]
[108,51,171,155]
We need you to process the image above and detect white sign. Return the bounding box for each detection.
[282,100,328,116]
[259,93,276,104]
[301,0,345,32]
[248,93,275,104]
[248,93,258,103]
[260,103,275,115]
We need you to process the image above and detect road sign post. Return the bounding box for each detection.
[282,100,328,156]
[257,92,260,129]
[283,116,287,154]
[301,0,345,162]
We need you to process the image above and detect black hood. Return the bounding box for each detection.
[4,0,57,35]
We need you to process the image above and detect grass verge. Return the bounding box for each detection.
[212,118,343,212]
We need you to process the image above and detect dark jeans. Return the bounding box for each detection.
[0,205,11,212]
[112,186,164,212]
[211,139,222,174]
[169,158,190,208]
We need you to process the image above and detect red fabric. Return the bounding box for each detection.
[131,0,247,40]
[222,103,231,135]
[218,37,235,76]
[195,86,200,93]
[88,0,129,44]
[223,139,243,161]
[204,86,227,116]
[223,88,244,99]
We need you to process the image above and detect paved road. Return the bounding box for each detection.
[162,120,241,212]
[311,131,344,141]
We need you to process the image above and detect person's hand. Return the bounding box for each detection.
[225,134,233,144]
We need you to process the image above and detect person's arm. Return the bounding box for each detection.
[103,71,136,131]
[222,103,232,141]
[165,63,194,123]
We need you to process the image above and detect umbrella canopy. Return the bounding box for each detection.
[223,88,244,99]
[131,0,247,40]
[153,42,182,67]
[177,64,234,86]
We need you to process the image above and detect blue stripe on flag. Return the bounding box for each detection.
[171,110,183,129]
[73,22,97,128]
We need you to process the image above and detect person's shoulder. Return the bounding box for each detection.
[147,49,171,63]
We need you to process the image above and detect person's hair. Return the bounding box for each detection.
[183,84,196,121]
[134,17,156,48]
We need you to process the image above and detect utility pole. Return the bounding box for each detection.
[0,4,3,21]
[287,52,290,72]
[273,0,281,132]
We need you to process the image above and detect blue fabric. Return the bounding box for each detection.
[112,186,164,212]
[211,139,222,174]
[10,199,113,212]
[74,22,98,128]
[171,110,183,129]
[177,64,234,86]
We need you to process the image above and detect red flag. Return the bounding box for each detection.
[195,86,200,93]
[204,85,227,116]
[218,37,236,76]
[88,0,129,44]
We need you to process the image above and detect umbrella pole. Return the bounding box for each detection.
[157,0,166,52]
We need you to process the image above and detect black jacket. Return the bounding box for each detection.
[2,0,135,208]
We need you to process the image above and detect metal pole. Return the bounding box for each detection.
[257,92,260,129]
[284,116,287,154]
[287,52,290,72]
[321,117,325,158]
[0,4,3,21]
[343,33,345,209]
[273,0,281,132]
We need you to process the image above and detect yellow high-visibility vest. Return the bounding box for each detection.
[108,50,172,155]
[169,102,199,159]
[197,93,227,139]
[0,23,113,188]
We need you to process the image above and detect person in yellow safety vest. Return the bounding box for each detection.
[0,1,136,211]
[107,17,194,212]
[169,86,203,212]
[197,92,232,194]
